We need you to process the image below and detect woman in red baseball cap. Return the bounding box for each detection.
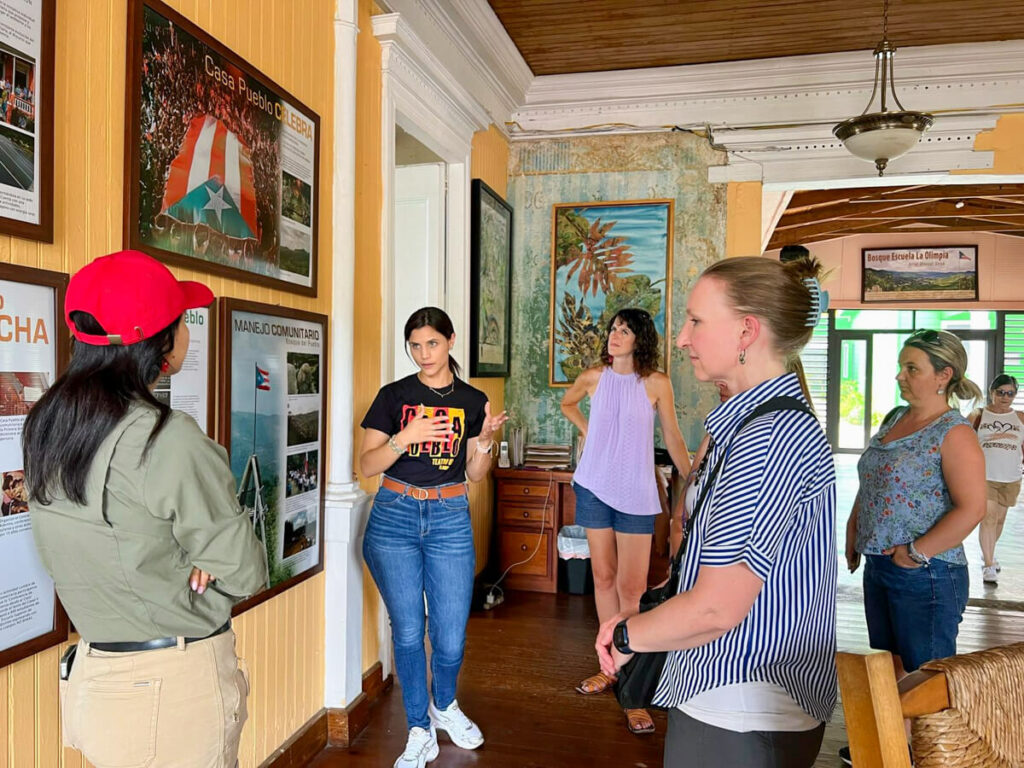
[24,250,267,768]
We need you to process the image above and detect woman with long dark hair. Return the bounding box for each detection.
[561,308,690,736]
[359,306,507,768]
[25,250,266,768]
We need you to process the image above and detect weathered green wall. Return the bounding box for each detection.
[505,132,729,449]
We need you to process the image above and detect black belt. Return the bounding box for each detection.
[90,620,232,653]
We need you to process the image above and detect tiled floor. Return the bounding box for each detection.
[833,454,1024,606]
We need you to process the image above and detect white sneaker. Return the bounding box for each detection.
[983,565,999,584]
[394,726,439,768]
[429,698,484,750]
[994,559,1002,573]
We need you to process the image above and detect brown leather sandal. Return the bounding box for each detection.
[574,671,615,695]
[624,707,655,735]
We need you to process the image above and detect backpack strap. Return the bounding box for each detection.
[670,394,816,568]
[880,406,904,431]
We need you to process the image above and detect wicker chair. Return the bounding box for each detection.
[837,644,1024,768]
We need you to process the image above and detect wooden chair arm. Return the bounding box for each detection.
[898,669,950,718]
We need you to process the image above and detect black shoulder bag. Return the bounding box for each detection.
[614,396,814,710]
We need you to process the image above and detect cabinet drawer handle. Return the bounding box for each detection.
[522,487,530,495]
[520,544,528,552]
[522,511,530,518]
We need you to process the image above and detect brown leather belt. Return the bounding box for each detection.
[381,476,467,500]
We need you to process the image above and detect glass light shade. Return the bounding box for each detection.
[833,111,933,175]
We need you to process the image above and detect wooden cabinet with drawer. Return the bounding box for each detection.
[494,468,574,593]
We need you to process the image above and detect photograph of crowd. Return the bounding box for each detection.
[131,3,317,289]
[1,470,27,516]
[0,372,48,416]
[285,449,318,498]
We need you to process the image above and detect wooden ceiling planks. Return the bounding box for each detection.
[489,0,1024,75]
[767,185,1024,249]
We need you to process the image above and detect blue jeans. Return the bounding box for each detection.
[863,554,969,671]
[362,481,476,730]
[572,482,657,534]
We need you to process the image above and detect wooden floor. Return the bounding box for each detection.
[309,589,1024,767]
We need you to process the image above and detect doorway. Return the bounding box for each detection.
[827,309,998,453]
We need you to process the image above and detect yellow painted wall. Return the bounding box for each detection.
[467,124,509,574]
[0,0,334,764]
[356,0,385,673]
[967,114,1024,173]
[725,180,763,257]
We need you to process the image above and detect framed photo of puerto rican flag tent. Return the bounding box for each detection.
[218,299,328,612]
[124,0,320,296]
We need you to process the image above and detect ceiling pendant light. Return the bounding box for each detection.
[833,0,933,176]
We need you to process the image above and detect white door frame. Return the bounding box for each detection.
[373,11,489,672]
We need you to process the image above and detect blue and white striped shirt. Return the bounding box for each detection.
[652,373,837,723]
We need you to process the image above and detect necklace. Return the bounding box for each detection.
[418,373,455,398]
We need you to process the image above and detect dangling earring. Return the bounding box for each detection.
[937,387,945,395]
[160,360,170,373]
[738,349,746,365]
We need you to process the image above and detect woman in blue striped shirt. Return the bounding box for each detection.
[596,255,837,768]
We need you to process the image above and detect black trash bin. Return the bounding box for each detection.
[557,525,593,595]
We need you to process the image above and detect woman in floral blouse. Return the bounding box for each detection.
[846,329,986,679]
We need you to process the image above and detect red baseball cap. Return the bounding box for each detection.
[65,250,214,346]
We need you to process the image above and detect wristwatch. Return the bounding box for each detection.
[907,540,930,566]
[612,619,633,654]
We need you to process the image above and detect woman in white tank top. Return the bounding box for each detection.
[971,374,1024,585]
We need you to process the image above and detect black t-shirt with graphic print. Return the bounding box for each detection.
[361,374,487,487]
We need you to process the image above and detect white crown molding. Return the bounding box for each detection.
[375,0,532,132]
[373,13,490,156]
[513,40,1024,134]
[505,39,1024,182]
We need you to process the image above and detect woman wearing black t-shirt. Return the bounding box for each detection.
[360,306,507,768]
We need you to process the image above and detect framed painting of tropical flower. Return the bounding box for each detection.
[549,200,673,386]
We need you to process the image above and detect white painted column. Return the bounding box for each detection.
[324,0,371,710]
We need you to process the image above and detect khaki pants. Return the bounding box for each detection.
[60,629,248,768]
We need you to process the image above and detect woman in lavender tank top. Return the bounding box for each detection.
[561,309,691,735]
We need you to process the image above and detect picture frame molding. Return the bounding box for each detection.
[469,178,513,378]
[0,0,55,243]
[861,245,980,304]
[217,298,328,615]
[124,0,321,296]
[548,198,674,388]
[0,262,69,669]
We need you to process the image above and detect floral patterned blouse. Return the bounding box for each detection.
[855,407,970,565]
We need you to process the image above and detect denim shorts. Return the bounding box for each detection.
[863,554,969,671]
[572,482,656,535]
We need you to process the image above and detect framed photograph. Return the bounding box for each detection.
[0,263,68,669]
[125,0,321,296]
[549,200,674,386]
[862,246,979,303]
[218,299,327,614]
[150,305,215,436]
[470,179,512,377]
[0,0,55,242]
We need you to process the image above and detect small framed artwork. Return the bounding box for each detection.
[470,179,513,377]
[0,263,69,669]
[218,299,328,614]
[125,0,321,295]
[0,0,55,243]
[862,246,979,303]
[549,200,674,386]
